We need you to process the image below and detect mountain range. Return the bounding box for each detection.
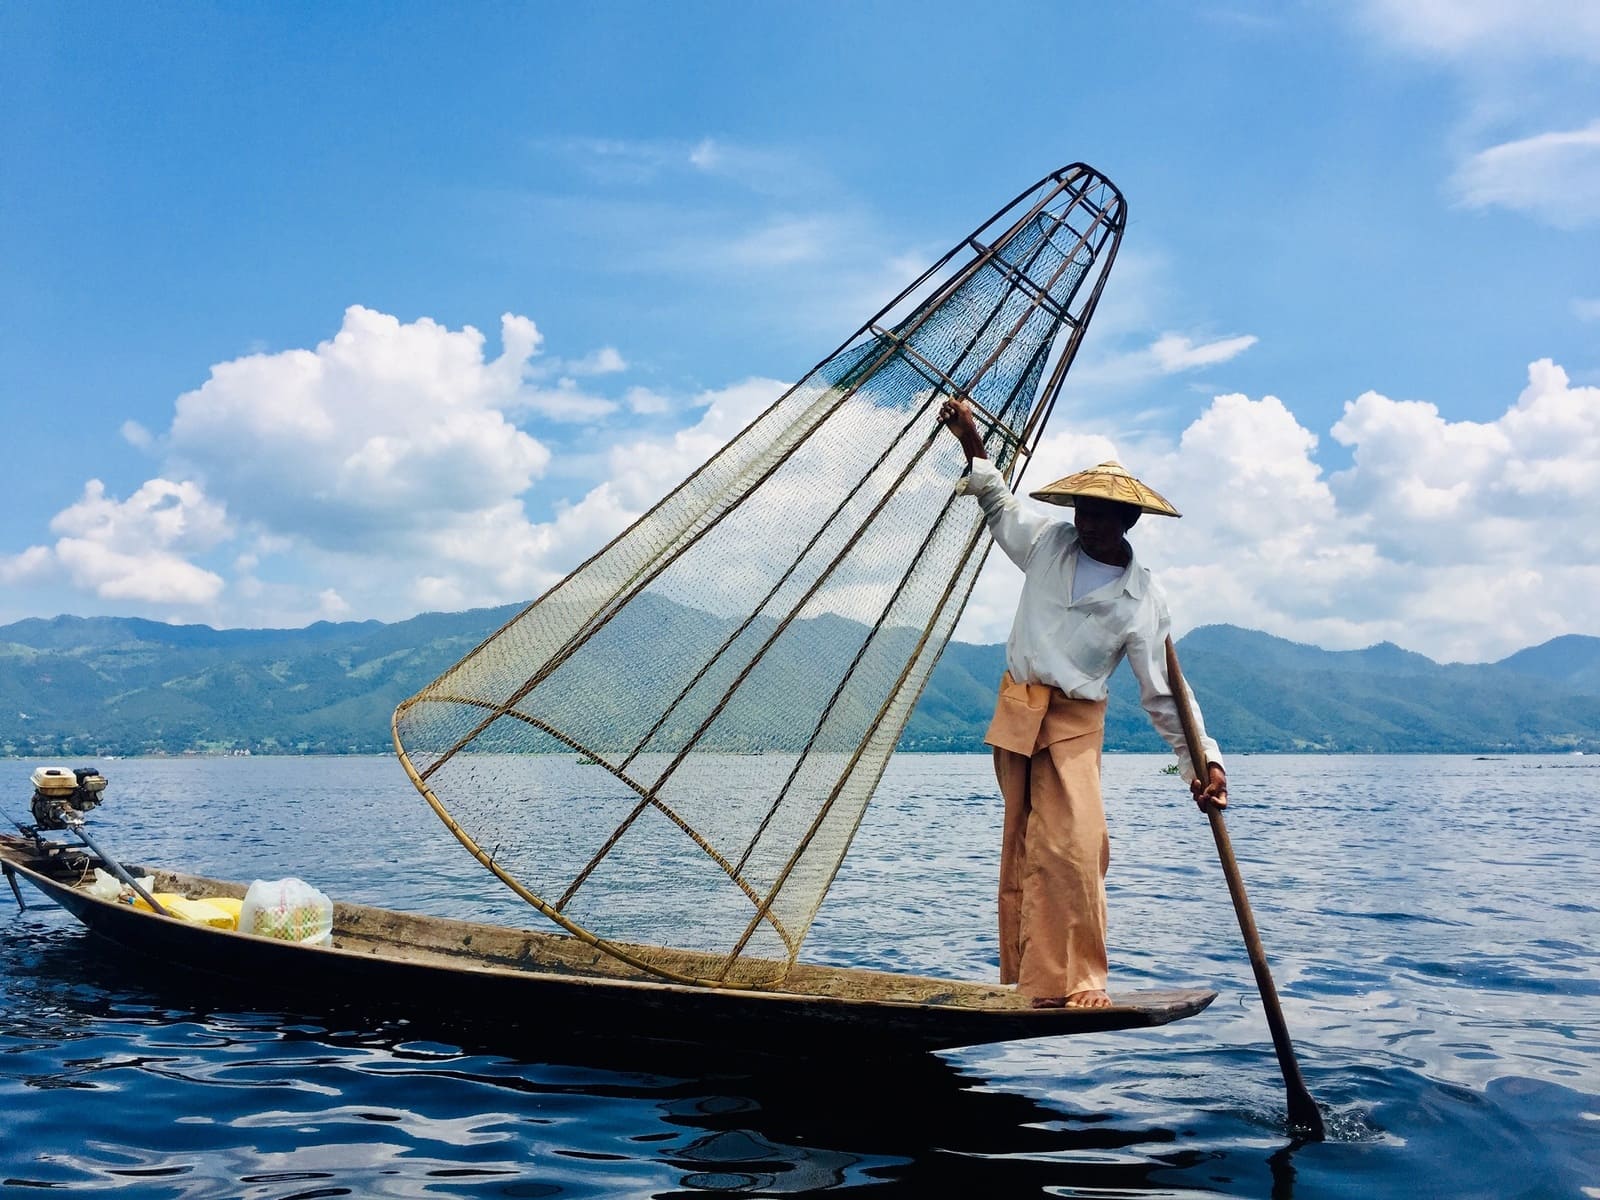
[1,606,1597,758]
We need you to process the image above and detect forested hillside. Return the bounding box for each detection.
[1,609,1596,757]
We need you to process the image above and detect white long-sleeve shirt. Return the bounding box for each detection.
[958,457,1223,782]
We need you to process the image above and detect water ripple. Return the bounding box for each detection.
[3,753,1597,1196]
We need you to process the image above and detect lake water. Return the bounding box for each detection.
[2,753,1596,1198]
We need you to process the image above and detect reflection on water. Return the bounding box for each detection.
[2,753,1598,1197]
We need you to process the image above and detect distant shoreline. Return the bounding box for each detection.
[4,617,1596,758]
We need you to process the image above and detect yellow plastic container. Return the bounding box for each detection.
[168,897,236,929]
[133,892,237,929]
[131,890,184,913]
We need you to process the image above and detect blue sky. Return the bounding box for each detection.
[2,2,1597,662]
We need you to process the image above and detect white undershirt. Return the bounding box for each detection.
[1070,548,1125,602]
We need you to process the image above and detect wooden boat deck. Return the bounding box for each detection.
[2,835,1216,1056]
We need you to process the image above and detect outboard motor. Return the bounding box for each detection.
[29,766,108,830]
[13,764,164,914]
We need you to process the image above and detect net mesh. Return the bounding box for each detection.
[393,165,1126,986]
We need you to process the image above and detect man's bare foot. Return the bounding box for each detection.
[1065,989,1112,1008]
[1028,996,1066,1009]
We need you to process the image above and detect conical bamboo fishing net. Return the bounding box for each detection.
[393,164,1126,987]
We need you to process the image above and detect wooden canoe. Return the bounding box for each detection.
[1,833,1215,1057]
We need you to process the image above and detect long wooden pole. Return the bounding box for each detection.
[1166,637,1325,1140]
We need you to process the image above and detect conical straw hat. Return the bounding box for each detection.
[1028,460,1182,517]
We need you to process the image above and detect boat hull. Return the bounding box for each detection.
[2,836,1214,1057]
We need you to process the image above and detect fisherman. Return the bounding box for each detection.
[940,396,1227,1010]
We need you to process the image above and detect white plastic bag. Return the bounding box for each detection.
[239,877,333,945]
[83,869,122,901]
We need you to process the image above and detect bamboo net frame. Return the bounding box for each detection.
[393,163,1127,987]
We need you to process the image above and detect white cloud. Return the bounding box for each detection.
[514,378,618,421]
[54,541,225,605]
[2,307,583,625]
[510,138,929,342]
[1452,120,1600,228]
[606,377,787,503]
[0,545,53,585]
[688,138,719,170]
[370,379,781,614]
[1338,357,1600,515]
[1358,0,1600,62]
[1350,2,1600,233]
[318,589,351,619]
[1149,333,1259,374]
[1061,327,1259,395]
[1573,298,1600,321]
[50,478,230,552]
[543,135,818,198]
[166,306,553,551]
[8,291,1594,664]
[955,358,1600,662]
[42,478,230,605]
[625,386,671,415]
[386,374,794,623]
[562,346,627,376]
[314,374,787,622]
[680,136,815,196]
[546,137,683,186]
[599,170,1150,428]
[120,420,153,450]
[718,215,837,269]
[1,313,798,629]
